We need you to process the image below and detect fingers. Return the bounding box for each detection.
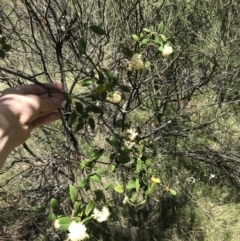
[31,112,62,129]
[38,96,63,113]
[2,83,63,96]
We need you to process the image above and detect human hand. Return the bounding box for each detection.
[0,83,65,167]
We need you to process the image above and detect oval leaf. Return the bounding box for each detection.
[68,111,77,127]
[81,79,93,87]
[78,37,87,54]
[62,92,72,104]
[85,200,95,216]
[47,213,56,225]
[114,184,124,194]
[50,198,59,209]
[32,206,46,213]
[89,173,101,183]
[69,185,78,204]
[54,217,72,231]
[89,25,106,35]
[78,178,89,188]
[88,118,95,130]
[170,189,177,195]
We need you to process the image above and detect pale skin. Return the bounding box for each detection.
[0,83,65,169]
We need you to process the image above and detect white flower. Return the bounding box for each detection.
[125,129,138,141]
[128,53,144,70]
[123,195,128,204]
[68,221,89,241]
[209,174,216,180]
[187,177,196,183]
[124,140,135,149]
[92,206,110,223]
[54,220,60,229]
[162,45,173,57]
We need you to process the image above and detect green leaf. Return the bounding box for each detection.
[75,121,84,132]
[136,178,140,193]
[145,61,151,68]
[145,184,156,196]
[157,21,164,33]
[130,193,138,203]
[0,49,5,59]
[50,198,59,209]
[160,34,167,42]
[91,148,104,161]
[82,215,94,224]
[88,118,95,130]
[2,44,11,51]
[81,79,93,87]
[75,102,84,113]
[119,85,131,92]
[145,159,152,167]
[141,39,148,45]
[47,213,56,225]
[106,183,113,190]
[170,189,177,195]
[62,92,72,104]
[106,137,121,148]
[132,34,139,40]
[85,200,95,216]
[54,217,72,231]
[126,179,136,190]
[68,111,78,127]
[73,202,81,217]
[89,173,101,183]
[96,167,107,175]
[32,206,46,213]
[121,45,133,58]
[89,25,106,35]
[78,178,89,188]
[109,164,115,172]
[87,105,103,114]
[102,68,116,80]
[143,28,151,33]
[114,184,124,194]
[69,185,78,204]
[136,159,142,172]
[158,46,164,52]
[78,37,87,54]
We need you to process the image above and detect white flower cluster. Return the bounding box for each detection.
[127,53,144,71]
[67,221,89,241]
[92,206,110,223]
[162,44,173,57]
[124,128,138,149]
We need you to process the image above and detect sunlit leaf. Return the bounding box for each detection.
[91,148,104,161]
[136,159,142,172]
[145,61,151,68]
[85,200,95,216]
[54,217,71,231]
[114,184,124,194]
[47,213,56,225]
[81,79,93,87]
[170,189,177,195]
[78,178,89,188]
[89,173,101,183]
[130,193,138,203]
[50,198,59,209]
[126,179,136,190]
[136,178,140,192]
[143,28,151,33]
[32,206,46,213]
[69,185,78,204]
[96,167,107,175]
[132,34,139,40]
[109,164,115,172]
[160,34,167,42]
[82,216,94,224]
[157,21,164,33]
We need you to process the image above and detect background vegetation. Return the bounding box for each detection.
[0,0,240,240]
